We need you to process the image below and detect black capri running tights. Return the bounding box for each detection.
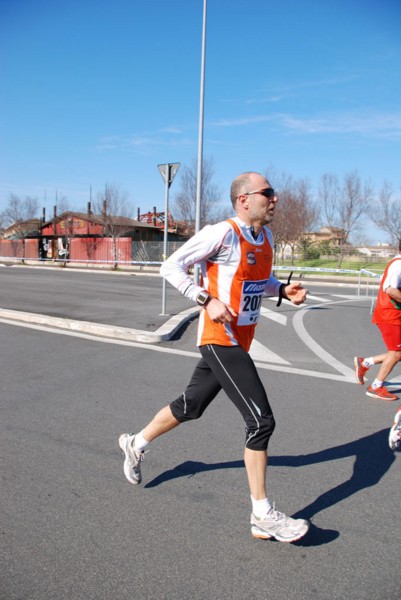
[169,344,276,451]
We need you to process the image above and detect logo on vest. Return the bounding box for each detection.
[247,252,256,265]
[243,281,267,294]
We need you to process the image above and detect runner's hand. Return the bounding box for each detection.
[284,282,307,305]
[206,298,237,323]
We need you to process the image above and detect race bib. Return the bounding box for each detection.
[237,279,267,326]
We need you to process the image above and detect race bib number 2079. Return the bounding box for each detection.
[237,279,267,326]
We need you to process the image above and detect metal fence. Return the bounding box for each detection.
[0,238,393,265]
[0,238,382,304]
[131,240,185,262]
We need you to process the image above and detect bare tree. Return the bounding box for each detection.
[93,183,134,268]
[172,157,226,235]
[268,173,319,263]
[319,173,340,227]
[319,170,373,266]
[369,181,401,245]
[1,194,39,262]
[55,193,70,214]
[262,167,287,254]
[2,194,39,225]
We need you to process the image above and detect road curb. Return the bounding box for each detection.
[0,306,200,343]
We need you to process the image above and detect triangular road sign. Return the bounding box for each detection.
[158,163,180,188]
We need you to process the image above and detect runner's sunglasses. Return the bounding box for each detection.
[243,188,276,198]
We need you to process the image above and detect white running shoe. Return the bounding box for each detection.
[251,505,309,542]
[119,433,144,484]
[389,408,401,450]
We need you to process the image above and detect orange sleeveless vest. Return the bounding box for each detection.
[197,219,273,351]
[372,257,401,325]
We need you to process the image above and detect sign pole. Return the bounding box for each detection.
[157,162,180,316]
[161,164,170,315]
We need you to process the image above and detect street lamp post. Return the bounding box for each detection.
[194,0,207,284]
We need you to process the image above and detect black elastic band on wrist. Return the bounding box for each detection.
[276,271,293,307]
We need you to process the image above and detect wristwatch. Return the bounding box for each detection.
[196,290,212,307]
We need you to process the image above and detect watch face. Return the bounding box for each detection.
[197,291,210,305]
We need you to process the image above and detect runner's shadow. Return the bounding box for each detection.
[284,428,395,521]
[145,459,244,488]
[145,429,395,522]
[385,381,401,393]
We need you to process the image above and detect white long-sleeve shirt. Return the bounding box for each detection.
[160,216,282,303]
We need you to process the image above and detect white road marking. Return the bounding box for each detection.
[0,318,201,358]
[305,294,331,303]
[0,314,353,383]
[254,361,353,382]
[385,377,401,387]
[260,306,287,325]
[332,294,361,299]
[0,295,372,384]
[249,338,290,365]
[292,299,362,382]
[266,297,304,309]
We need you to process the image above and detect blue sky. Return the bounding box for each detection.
[1,0,400,242]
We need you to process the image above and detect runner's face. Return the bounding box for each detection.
[245,179,278,226]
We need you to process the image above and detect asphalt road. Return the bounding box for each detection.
[0,265,192,331]
[1,266,400,600]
